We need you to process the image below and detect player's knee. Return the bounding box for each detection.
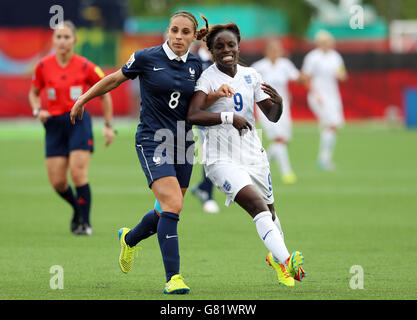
[165,201,183,214]
[70,166,88,186]
[250,199,269,216]
[161,197,183,214]
[51,180,67,193]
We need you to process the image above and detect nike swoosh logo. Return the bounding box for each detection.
[153,67,165,71]
[166,234,178,239]
[262,229,273,241]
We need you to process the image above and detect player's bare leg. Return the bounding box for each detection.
[46,156,69,193]
[46,156,81,233]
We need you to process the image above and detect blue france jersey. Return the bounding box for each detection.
[121,44,202,140]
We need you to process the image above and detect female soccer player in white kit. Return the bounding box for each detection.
[187,22,306,287]
[252,39,301,184]
[301,30,347,170]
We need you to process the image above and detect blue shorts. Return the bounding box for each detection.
[135,137,194,189]
[44,111,94,158]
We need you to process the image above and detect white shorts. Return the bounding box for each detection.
[205,162,275,206]
[307,94,344,128]
[256,105,292,142]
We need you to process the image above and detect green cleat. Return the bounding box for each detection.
[118,227,138,274]
[164,274,190,294]
[266,252,295,287]
[286,251,306,282]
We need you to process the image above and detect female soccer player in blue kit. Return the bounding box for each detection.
[70,11,221,294]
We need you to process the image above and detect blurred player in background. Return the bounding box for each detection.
[28,21,115,235]
[70,11,219,294]
[188,22,306,287]
[252,39,301,184]
[190,41,220,213]
[301,30,347,171]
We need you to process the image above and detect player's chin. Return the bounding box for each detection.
[218,58,236,68]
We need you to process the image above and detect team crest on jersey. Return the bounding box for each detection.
[223,180,232,192]
[125,53,135,69]
[189,67,195,79]
[244,75,252,84]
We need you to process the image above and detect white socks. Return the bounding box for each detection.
[269,142,293,176]
[318,128,336,165]
[272,213,284,240]
[253,211,289,264]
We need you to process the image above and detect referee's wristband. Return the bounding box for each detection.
[220,112,234,124]
[105,122,113,128]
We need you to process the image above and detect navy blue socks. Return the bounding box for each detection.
[57,185,80,213]
[76,184,91,225]
[124,209,180,282]
[157,211,180,282]
[125,209,160,247]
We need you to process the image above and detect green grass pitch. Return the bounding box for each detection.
[1,120,416,300]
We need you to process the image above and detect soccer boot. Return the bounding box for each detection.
[318,160,335,171]
[70,210,81,233]
[191,185,209,203]
[286,251,306,282]
[74,223,93,236]
[118,227,138,274]
[164,274,190,294]
[203,199,220,214]
[266,252,295,287]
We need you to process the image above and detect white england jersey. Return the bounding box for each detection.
[251,57,300,140]
[302,48,345,107]
[194,64,270,166]
[251,57,299,115]
[302,48,346,126]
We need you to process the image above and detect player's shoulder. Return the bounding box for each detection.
[279,56,292,64]
[187,52,201,63]
[279,57,297,68]
[239,64,261,78]
[305,48,321,59]
[199,63,217,78]
[132,44,164,61]
[187,52,203,71]
[251,57,268,69]
[72,54,93,69]
[37,54,56,68]
[139,45,164,57]
[330,49,343,59]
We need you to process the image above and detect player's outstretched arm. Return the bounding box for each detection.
[100,93,115,147]
[257,82,283,122]
[70,70,128,124]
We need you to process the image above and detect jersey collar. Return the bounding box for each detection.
[162,41,189,63]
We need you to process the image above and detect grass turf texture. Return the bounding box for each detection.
[0,120,416,300]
